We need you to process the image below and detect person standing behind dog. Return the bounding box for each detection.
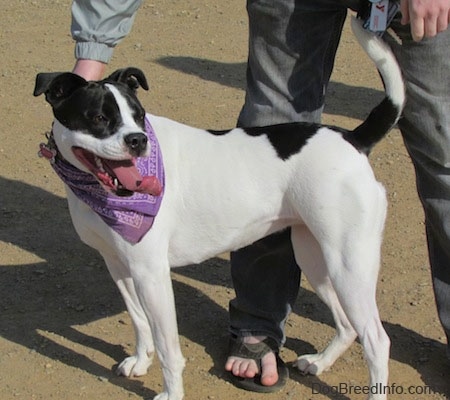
[69,0,450,392]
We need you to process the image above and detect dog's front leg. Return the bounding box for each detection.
[102,253,155,377]
[132,261,186,400]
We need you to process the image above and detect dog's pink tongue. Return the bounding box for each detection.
[107,160,162,196]
[136,176,162,196]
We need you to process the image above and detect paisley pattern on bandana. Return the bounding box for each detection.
[50,118,164,244]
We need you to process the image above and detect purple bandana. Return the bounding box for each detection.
[44,118,164,244]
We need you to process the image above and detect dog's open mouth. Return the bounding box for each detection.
[72,147,162,197]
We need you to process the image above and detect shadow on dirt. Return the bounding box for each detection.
[156,56,384,122]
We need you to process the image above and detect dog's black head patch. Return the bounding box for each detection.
[33,68,149,139]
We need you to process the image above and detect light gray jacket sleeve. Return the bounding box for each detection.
[71,0,143,63]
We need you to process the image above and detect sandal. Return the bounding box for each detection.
[227,335,288,393]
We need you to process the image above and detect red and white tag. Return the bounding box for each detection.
[369,0,389,32]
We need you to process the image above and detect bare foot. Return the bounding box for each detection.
[224,336,279,386]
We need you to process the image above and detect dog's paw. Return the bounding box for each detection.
[153,392,183,400]
[116,354,153,377]
[153,393,169,400]
[293,353,329,376]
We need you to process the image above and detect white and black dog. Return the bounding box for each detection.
[34,18,404,400]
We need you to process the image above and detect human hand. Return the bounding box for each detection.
[400,0,450,41]
[72,59,106,81]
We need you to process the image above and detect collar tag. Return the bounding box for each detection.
[38,141,57,164]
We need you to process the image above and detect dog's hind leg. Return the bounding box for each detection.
[101,253,155,377]
[292,194,390,399]
[291,225,357,376]
[318,241,390,400]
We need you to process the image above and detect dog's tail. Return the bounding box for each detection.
[344,17,405,154]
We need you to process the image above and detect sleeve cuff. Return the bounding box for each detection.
[74,42,114,64]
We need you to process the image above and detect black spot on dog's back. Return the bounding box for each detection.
[209,123,319,160]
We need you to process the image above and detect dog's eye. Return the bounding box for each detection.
[136,111,145,122]
[93,114,108,124]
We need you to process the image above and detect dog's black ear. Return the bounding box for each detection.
[34,72,64,96]
[34,72,88,106]
[106,68,149,91]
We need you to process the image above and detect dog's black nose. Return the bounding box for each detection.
[125,132,148,155]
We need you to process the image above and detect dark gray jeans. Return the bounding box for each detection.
[229,0,450,357]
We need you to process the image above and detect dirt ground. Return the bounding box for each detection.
[0,1,449,399]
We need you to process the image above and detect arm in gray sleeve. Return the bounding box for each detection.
[71,0,144,64]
